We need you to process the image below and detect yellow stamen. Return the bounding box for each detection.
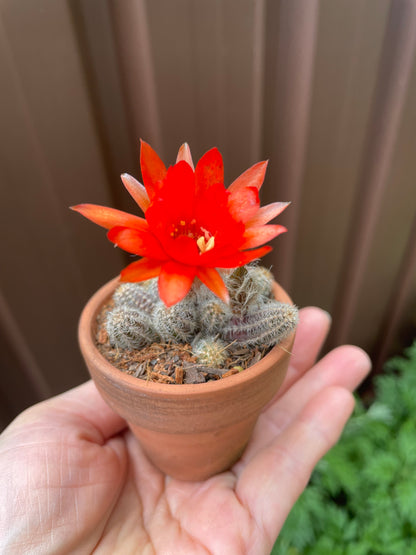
[197,235,215,254]
[197,236,206,253]
[205,236,215,252]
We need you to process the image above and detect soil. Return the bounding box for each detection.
[95,301,271,384]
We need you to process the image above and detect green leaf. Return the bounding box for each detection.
[273,340,416,554]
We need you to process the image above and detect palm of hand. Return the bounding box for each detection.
[0,308,370,555]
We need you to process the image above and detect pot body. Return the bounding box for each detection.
[79,277,295,481]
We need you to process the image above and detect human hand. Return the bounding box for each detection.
[0,307,371,554]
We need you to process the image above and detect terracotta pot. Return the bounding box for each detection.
[78,277,296,481]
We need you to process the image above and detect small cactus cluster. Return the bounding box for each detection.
[104,264,298,366]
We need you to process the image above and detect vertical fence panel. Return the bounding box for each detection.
[330,0,416,347]
[0,0,124,422]
[263,0,319,289]
[374,215,416,373]
[292,0,389,312]
[110,0,164,157]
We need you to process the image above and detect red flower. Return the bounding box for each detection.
[71,141,288,306]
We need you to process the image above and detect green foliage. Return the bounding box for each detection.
[272,341,416,554]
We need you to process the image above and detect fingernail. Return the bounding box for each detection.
[321,310,332,322]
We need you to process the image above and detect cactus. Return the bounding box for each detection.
[113,281,158,315]
[106,305,159,349]
[192,337,229,367]
[221,299,298,348]
[246,265,274,298]
[196,288,232,333]
[225,263,274,310]
[104,266,298,358]
[153,297,199,343]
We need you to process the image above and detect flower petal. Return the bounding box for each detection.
[213,246,272,268]
[158,261,196,306]
[195,147,224,194]
[160,161,196,213]
[70,204,148,231]
[120,257,163,282]
[196,267,229,304]
[165,235,200,265]
[245,202,290,227]
[228,160,268,194]
[120,173,150,212]
[140,140,167,200]
[240,225,287,249]
[176,143,195,170]
[107,226,167,259]
[228,186,260,223]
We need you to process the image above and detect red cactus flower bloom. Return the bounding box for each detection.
[71,141,288,306]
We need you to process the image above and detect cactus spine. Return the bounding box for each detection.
[221,300,298,348]
[225,264,274,310]
[113,281,158,314]
[192,337,229,367]
[103,264,298,356]
[196,288,232,333]
[106,306,159,349]
[153,297,199,343]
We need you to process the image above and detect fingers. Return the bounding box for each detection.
[30,380,127,442]
[277,307,332,397]
[236,387,354,548]
[269,345,371,433]
[236,345,371,469]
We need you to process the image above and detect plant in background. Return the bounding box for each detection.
[272,341,416,555]
[72,141,298,373]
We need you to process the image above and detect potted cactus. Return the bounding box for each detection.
[73,141,298,481]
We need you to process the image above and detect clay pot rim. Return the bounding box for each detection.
[79,276,295,399]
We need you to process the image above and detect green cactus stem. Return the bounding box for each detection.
[245,265,274,297]
[106,305,160,349]
[225,263,274,310]
[113,281,158,315]
[221,300,298,348]
[196,289,232,333]
[104,265,297,356]
[153,298,199,343]
[192,337,229,367]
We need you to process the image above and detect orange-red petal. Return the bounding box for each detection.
[228,186,260,223]
[158,161,196,215]
[195,147,223,194]
[196,267,229,304]
[158,261,196,307]
[176,143,195,170]
[228,160,268,194]
[120,173,150,212]
[245,202,290,227]
[107,226,167,259]
[120,257,163,282]
[70,204,148,231]
[240,225,287,250]
[214,246,272,268]
[140,140,167,200]
[164,235,200,265]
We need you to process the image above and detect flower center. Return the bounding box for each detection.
[170,219,215,254]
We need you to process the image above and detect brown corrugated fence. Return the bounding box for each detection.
[1,0,415,427]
